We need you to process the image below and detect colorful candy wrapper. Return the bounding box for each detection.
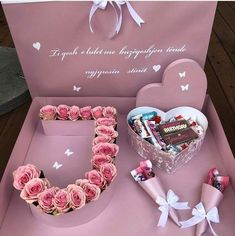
[180,168,229,236]
[131,160,189,227]
[130,111,203,156]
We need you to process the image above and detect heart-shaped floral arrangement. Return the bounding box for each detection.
[127,106,208,173]
[12,105,119,215]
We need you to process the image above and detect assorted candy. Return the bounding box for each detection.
[129,110,204,155]
[131,160,155,182]
[207,168,229,193]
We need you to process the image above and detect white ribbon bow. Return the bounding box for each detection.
[156,189,190,227]
[89,1,144,37]
[180,202,220,236]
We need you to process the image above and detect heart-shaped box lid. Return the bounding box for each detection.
[136,58,207,111]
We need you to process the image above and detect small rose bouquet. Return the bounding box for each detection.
[131,160,189,227]
[180,168,229,236]
[13,105,119,215]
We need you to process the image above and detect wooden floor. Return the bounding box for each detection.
[0,2,235,179]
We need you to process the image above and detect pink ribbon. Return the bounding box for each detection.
[89,1,144,38]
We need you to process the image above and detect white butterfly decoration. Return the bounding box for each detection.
[179,71,186,78]
[73,85,81,92]
[64,148,74,157]
[181,84,189,91]
[53,161,63,170]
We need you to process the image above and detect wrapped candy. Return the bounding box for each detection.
[180,168,229,236]
[129,111,203,155]
[131,160,189,227]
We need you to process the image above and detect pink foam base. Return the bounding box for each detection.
[41,120,95,136]
[0,96,235,235]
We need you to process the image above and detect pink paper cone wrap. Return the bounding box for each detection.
[138,176,180,226]
[196,183,223,236]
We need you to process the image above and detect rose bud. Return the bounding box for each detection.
[53,189,71,214]
[82,182,101,202]
[92,106,104,119]
[38,187,59,214]
[68,106,80,121]
[57,105,70,120]
[80,106,92,120]
[92,135,113,146]
[95,125,118,138]
[100,163,117,184]
[67,184,86,210]
[20,178,50,204]
[39,105,57,120]
[75,179,89,187]
[92,143,119,157]
[96,117,117,127]
[85,169,106,189]
[13,164,41,190]
[103,106,117,118]
[91,154,113,169]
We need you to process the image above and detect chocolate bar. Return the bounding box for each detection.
[133,119,151,139]
[144,120,163,149]
[158,119,189,136]
[162,127,198,145]
[131,111,157,121]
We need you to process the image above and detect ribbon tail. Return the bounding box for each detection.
[207,219,218,236]
[157,206,169,227]
[89,3,100,33]
[126,1,144,27]
[112,1,122,35]
[172,202,190,210]
[180,216,203,228]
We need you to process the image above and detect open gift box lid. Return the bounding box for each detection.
[2,1,217,98]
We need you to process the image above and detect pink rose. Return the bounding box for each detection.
[92,106,103,119]
[39,105,57,120]
[13,164,41,190]
[68,106,80,121]
[38,187,59,213]
[80,106,92,120]
[100,163,117,184]
[20,178,50,204]
[91,154,113,169]
[82,182,101,202]
[53,189,71,214]
[95,125,118,138]
[57,105,70,120]
[75,179,89,187]
[85,170,106,189]
[92,135,113,146]
[92,143,119,157]
[67,184,86,209]
[103,106,117,118]
[96,117,117,127]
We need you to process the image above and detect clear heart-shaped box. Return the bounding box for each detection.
[127,106,208,174]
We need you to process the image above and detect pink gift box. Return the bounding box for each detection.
[2,2,235,236]
[1,96,235,236]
